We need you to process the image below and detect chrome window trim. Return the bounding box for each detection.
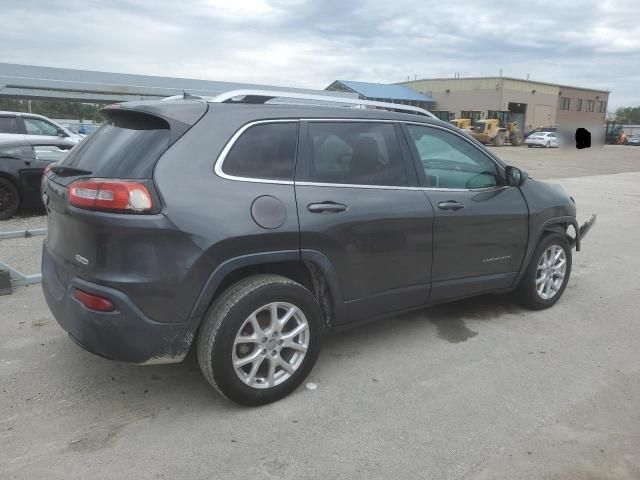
[214,118,507,193]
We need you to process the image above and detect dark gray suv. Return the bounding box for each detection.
[41,90,595,405]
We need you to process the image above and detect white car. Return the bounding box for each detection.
[0,111,83,144]
[525,131,559,148]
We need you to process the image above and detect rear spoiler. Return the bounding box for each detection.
[101,100,208,146]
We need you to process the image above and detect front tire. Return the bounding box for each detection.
[516,233,572,310]
[197,274,323,406]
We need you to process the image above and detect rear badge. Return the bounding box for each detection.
[74,254,89,266]
[482,255,512,263]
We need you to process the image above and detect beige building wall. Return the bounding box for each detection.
[401,77,609,132]
[555,85,609,128]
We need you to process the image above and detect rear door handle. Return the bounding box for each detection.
[307,202,348,213]
[438,201,464,211]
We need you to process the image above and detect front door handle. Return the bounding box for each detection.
[307,202,348,213]
[438,201,464,211]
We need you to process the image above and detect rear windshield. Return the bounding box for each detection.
[61,110,170,178]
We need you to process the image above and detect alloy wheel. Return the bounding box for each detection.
[232,302,309,389]
[536,245,567,300]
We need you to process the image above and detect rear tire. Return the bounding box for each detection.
[197,274,323,406]
[516,233,572,310]
[0,177,20,221]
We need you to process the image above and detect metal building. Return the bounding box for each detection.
[326,80,434,111]
[0,63,354,103]
[397,76,609,133]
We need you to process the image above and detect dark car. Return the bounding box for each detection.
[41,91,595,405]
[0,138,74,220]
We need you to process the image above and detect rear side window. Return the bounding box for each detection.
[222,122,298,181]
[0,116,19,134]
[300,122,408,187]
[61,110,170,178]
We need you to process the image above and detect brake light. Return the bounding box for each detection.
[73,289,115,312]
[68,179,154,213]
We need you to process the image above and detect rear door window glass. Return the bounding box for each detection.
[222,122,298,181]
[301,122,408,186]
[0,116,20,134]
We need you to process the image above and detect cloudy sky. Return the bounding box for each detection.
[1,0,639,110]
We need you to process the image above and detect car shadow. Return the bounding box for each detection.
[60,292,524,414]
[323,292,524,350]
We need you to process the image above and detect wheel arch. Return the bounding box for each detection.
[187,250,345,338]
[515,216,580,286]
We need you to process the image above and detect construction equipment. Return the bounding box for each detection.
[605,121,625,145]
[450,118,472,131]
[471,118,524,146]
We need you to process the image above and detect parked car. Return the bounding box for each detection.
[0,112,83,144]
[524,125,557,139]
[525,131,559,148]
[41,91,595,405]
[62,123,98,137]
[0,138,74,220]
[625,136,640,146]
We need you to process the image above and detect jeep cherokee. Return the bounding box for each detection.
[41,90,595,405]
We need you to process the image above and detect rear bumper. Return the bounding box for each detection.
[42,245,193,364]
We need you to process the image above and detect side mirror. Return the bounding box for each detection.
[505,166,527,186]
[57,129,68,137]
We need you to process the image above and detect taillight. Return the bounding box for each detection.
[68,179,154,213]
[73,289,115,312]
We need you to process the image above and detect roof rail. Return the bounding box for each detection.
[207,89,438,119]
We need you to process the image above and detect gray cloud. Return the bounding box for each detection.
[0,0,638,109]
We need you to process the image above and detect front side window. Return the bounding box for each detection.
[222,122,298,181]
[34,145,72,162]
[23,118,59,136]
[300,122,408,186]
[406,124,500,189]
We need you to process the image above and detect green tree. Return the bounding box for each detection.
[614,106,640,124]
[0,99,105,122]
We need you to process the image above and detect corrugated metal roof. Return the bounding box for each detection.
[334,80,432,101]
[0,63,358,103]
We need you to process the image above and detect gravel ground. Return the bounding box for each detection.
[1,146,640,480]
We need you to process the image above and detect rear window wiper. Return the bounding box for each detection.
[50,165,92,176]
